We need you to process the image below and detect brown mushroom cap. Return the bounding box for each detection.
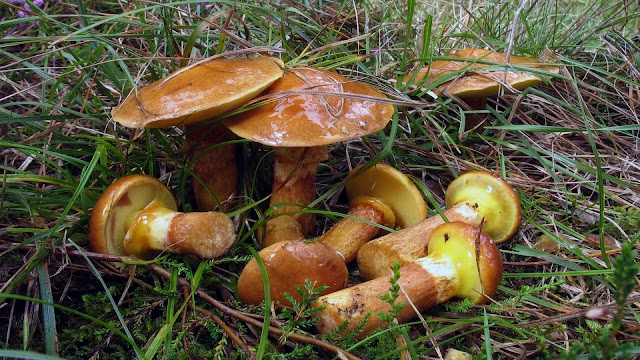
[224,68,394,147]
[237,239,349,306]
[426,221,502,304]
[89,174,177,256]
[111,56,285,129]
[345,163,428,229]
[405,48,559,98]
[444,170,522,243]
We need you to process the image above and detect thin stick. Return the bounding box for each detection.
[147,264,360,360]
[54,250,360,360]
[195,307,255,359]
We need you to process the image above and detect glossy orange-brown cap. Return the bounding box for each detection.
[224,68,394,147]
[89,174,177,256]
[405,48,559,98]
[111,56,284,128]
[237,240,349,306]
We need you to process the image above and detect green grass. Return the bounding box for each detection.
[1,0,639,359]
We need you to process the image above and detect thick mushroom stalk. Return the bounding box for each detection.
[312,222,503,337]
[358,170,520,280]
[225,68,395,246]
[185,123,238,211]
[89,175,235,260]
[237,164,427,305]
[110,56,285,211]
[263,145,329,247]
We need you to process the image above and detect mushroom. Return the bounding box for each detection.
[237,239,349,306]
[317,163,427,263]
[224,68,394,247]
[89,174,235,259]
[110,56,285,210]
[358,170,520,280]
[312,221,503,337]
[404,48,559,129]
[237,163,427,305]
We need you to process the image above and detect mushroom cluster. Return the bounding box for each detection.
[237,163,427,306]
[236,169,521,338]
[95,49,540,342]
[93,55,397,261]
[308,170,521,337]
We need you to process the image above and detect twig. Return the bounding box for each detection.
[53,249,360,360]
[195,307,255,359]
[147,264,361,360]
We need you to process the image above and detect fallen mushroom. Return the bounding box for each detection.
[317,163,427,263]
[237,239,349,306]
[358,170,520,280]
[312,221,502,337]
[224,68,394,247]
[110,56,284,211]
[237,163,427,305]
[89,174,235,259]
[405,48,559,129]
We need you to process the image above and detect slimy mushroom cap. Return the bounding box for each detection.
[224,68,394,147]
[111,56,285,129]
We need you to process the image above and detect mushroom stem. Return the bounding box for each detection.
[317,197,394,263]
[313,222,502,337]
[357,201,480,280]
[357,170,520,280]
[457,95,489,131]
[263,145,328,247]
[314,258,454,337]
[185,123,238,211]
[124,204,235,259]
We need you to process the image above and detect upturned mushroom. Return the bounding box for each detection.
[89,174,235,259]
[312,221,503,337]
[404,48,559,129]
[358,170,520,280]
[237,163,427,305]
[317,163,427,263]
[110,56,285,211]
[224,68,394,247]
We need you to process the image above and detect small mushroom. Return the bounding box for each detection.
[110,56,285,211]
[225,68,394,247]
[312,221,502,337]
[358,170,520,280]
[89,174,235,259]
[405,48,559,129]
[237,164,426,305]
